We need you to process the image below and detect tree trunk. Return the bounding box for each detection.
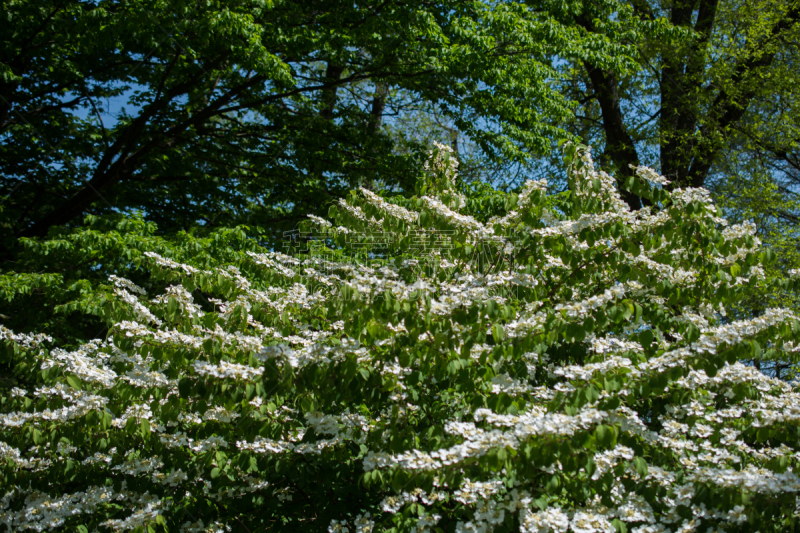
[582,61,642,210]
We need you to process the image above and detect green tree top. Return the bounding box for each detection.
[0,0,643,247]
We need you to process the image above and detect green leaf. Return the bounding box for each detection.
[595,425,608,446]
[140,419,150,438]
[492,324,505,342]
[179,378,192,398]
[611,518,628,533]
[167,297,179,316]
[639,329,654,347]
[66,375,82,391]
[633,456,648,478]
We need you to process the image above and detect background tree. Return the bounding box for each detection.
[552,0,799,196]
[541,0,800,358]
[0,0,643,249]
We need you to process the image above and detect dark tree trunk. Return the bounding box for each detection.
[582,61,642,210]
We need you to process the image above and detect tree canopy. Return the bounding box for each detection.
[3,2,800,530]
[2,145,800,531]
[552,0,799,197]
[0,0,643,246]
[538,0,800,320]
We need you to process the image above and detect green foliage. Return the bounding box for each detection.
[2,145,799,531]
[0,0,642,243]
[530,0,800,339]
[712,155,800,312]
[0,215,267,349]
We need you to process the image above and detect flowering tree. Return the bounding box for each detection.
[2,143,800,532]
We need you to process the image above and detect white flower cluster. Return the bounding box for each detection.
[420,195,485,233]
[109,275,147,295]
[152,284,205,317]
[2,144,799,531]
[113,286,162,325]
[629,164,670,186]
[423,141,459,186]
[520,506,569,533]
[0,484,165,532]
[359,187,419,224]
[308,214,333,228]
[193,359,262,381]
[0,325,52,348]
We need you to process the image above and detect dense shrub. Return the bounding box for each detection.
[2,144,800,532]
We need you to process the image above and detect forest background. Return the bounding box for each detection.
[1,0,798,362]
